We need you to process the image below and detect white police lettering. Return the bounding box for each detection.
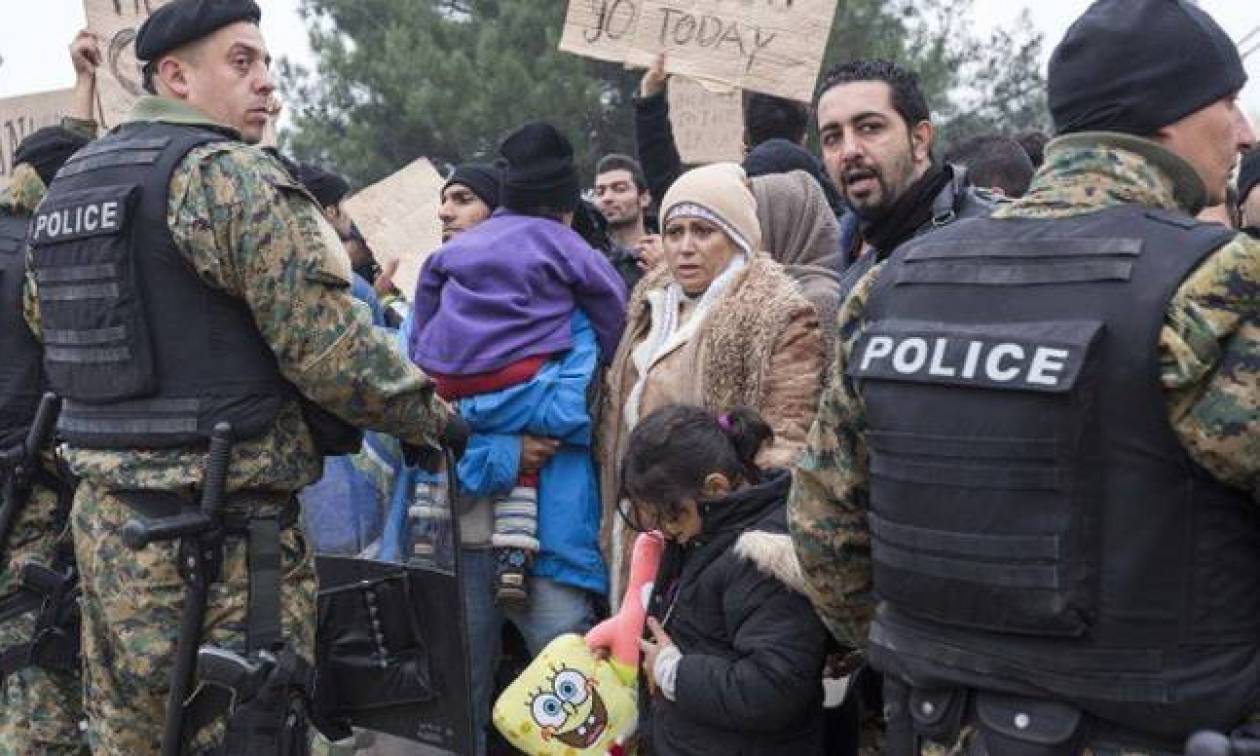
[860,335,895,371]
[928,337,956,377]
[961,340,983,379]
[859,335,1072,388]
[892,338,929,373]
[35,201,121,241]
[986,344,1024,382]
[1028,348,1070,386]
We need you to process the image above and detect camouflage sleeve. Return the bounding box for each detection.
[23,252,41,341]
[1160,234,1258,496]
[166,143,451,447]
[13,164,48,340]
[787,263,882,650]
[60,116,98,141]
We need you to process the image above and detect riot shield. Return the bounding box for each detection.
[313,445,474,755]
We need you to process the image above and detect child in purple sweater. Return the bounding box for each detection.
[410,122,627,605]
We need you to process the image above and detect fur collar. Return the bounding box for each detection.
[732,531,810,595]
[621,254,808,413]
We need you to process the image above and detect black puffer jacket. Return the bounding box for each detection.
[642,469,828,756]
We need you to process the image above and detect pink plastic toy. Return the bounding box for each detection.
[585,531,664,685]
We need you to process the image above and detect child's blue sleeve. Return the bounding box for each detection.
[456,433,521,498]
[527,312,599,445]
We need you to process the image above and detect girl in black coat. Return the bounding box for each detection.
[620,405,829,756]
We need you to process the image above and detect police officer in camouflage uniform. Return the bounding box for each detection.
[787,0,1259,753]
[0,31,103,756]
[22,1,458,752]
[1,129,92,756]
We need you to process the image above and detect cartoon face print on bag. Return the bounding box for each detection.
[528,665,610,748]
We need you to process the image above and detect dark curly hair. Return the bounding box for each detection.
[815,58,931,129]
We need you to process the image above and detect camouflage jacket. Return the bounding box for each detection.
[24,97,450,494]
[788,132,1260,648]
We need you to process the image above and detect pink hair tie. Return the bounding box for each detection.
[717,413,733,432]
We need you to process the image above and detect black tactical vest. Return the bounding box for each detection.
[850,206,1260,741]
[0,213,44,450]
[27,121,292,449]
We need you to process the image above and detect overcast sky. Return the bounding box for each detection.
[2,0,1258,120]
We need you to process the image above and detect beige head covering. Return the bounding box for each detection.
[751,170,843,338]
[660,163,762,256]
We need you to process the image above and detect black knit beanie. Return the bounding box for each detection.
[297,164,351,208]
[1049,0,1247,136]
[444,162,503,210]
[13,127,90,186]
[1239,149,1260,206]
[499,122,580,213]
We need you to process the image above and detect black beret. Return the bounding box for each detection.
[136,0,262,62]
[13,127,91,186]
[1239,149,1260,207]
[444,162,503,210]
[297,164,351,208]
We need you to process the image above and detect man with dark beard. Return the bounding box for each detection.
[817,60,994,290]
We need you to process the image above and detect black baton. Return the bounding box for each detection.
[123,422,233,756]
[0,393,61,561]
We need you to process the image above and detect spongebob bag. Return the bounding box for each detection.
[494,532,664,754]
[493,633,636,754]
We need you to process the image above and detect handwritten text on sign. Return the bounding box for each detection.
[560,0,838,102]
[668,77,744,165]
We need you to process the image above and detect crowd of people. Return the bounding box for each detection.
[0,0,1257,754]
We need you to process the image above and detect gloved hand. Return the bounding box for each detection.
[402,413,470,472]
[439,412,471,462]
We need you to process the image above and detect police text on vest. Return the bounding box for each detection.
[850,323,1093,394]
[32,200,123,244]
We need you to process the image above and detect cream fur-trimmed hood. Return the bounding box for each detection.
[732,530,810,596]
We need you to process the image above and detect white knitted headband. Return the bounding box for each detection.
[663,201,752,257]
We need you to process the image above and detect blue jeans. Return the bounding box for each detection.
[461,548,594,755]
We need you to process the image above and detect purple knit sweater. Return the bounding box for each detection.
[409,210,628,375]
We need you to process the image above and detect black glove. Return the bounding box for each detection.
[440,413,471,461]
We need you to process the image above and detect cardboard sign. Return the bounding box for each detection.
[0,88,77,191]
[560,0,838,102]
[83,0,172,129]
[668,76,744,164]
[83,0,283,143]
[342,158,445,299]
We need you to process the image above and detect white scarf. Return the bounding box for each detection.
[612,257,748,607]
[623,254,748,430]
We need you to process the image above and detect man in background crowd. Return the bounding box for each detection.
[593,153,660,289]
[945,133,1036,198]
[440,162,502,243]
[1015,130,1050,168]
